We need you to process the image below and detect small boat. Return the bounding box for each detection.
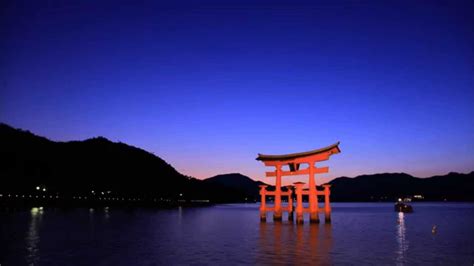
[394,199,413,213]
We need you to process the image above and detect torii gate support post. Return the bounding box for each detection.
[273,165,282,221]
[259,185,268,222]
[308,162,320,223]
[323,184,331,223]
[286,185,294,221]
[294,182,305,224]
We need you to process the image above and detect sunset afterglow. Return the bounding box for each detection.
[1,1,473,184]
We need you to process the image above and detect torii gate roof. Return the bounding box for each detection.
[256,142,341,162]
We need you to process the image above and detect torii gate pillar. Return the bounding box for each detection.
[259,185,268,222]
[308,162,320,223]
[294,182,305,224]
[323,184,332,223]
[273,165,282,221]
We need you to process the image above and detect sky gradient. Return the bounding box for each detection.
[1,1,473,184]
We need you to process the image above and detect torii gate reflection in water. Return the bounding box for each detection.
[257,142,341,224]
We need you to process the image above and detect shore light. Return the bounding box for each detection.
[36,186,40,190]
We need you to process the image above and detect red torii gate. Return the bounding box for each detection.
[256,142,341,224]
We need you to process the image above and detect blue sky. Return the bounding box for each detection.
[1,0,473,184]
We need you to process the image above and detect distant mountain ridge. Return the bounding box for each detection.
[203,173,266,197]
[0,123,258,203]
[329,172,474,201]
[1,122,473,203]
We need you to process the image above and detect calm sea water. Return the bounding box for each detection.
[1,203,474,265]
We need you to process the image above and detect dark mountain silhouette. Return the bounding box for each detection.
[329,172,474,201]
[201,171,474,202]
[203,173,267,199]
[0,123,256,203]
[1,122,473,204]
[1,123,186,195]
